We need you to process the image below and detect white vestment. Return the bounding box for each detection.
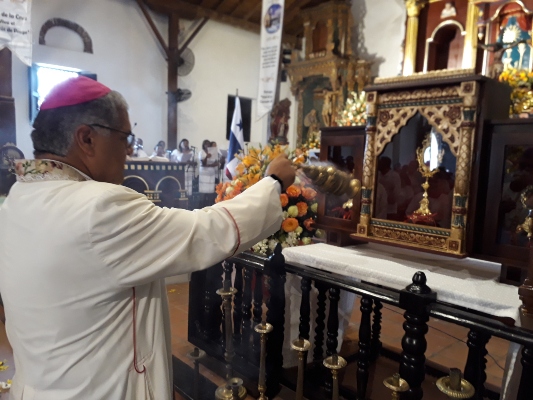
[0,159,283,400]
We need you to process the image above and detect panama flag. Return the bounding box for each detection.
[226,96,245,179]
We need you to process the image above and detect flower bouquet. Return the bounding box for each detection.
[215,144,322,255]
[336,91,367,126]
[498,68,533,116]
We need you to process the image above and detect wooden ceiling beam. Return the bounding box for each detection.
[216,0,242,15]
[283,0,314,25]
[146,0,261,33]
[242,2,261,20]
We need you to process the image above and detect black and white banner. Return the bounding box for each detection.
[0,0,32,65]
[257,0,284,119]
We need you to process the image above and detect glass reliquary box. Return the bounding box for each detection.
[352,70,511,257]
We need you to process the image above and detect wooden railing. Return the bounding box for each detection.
[187,245,533,399]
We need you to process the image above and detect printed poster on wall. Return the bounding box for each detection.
[257,0,284,119]
[0,0,32,65]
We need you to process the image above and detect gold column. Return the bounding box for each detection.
[462,0,480,70]
[403,0,427,76]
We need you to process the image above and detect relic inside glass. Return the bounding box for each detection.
[373,113,456,229]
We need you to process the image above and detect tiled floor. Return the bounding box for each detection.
[168,283,509,399]
[0,283,510,399]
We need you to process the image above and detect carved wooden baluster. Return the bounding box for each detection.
[518,346,533,400]
[324,286,340,395]
[233,264,244,351]
[357,296,373,400]
[265,244,286,398]
[241,266,253,354]
[464,330,490,400]
[220,261,234,349]
[371,299,383,361]
[313,281,328,362]
[203,262,223,342]
[399,272,436,400]
[252,269,264,362]
[299,277,312,341]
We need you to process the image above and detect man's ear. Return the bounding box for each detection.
[75,125,97,157]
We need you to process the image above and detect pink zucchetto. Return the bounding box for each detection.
[40,76,112,110]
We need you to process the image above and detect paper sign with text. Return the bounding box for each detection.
[0,0,32,65]
[257,0,284,120]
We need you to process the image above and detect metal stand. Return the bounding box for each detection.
[215,287,247,400]
[383,373,409,400]
[436,368,475,399]
[186,347,205,400]
[323,354,347,400]
[255,322,273,400]
[291,338,311,400]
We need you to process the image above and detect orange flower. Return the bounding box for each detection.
[302,187,317,201]
[303,218,315,231]
[282,217,299,232]
[296,202,308,217]
[286,185,301,198]
[280,193,289,207]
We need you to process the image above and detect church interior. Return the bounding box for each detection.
[3,0,533,399]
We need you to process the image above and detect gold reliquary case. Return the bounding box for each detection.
[352,70,509,256]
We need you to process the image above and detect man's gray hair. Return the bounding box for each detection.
[31,90,129,157]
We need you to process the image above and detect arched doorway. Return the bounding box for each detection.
[425,21,465,72]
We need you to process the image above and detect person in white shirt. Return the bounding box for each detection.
[170,139,195,195]
[198,139,219,193]
[0,76,294,400]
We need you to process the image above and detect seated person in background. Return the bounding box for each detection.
[171,138,195,195]
[198,139,218,193]
[150,140,169,162]
[130,138,149,159]
[170,138,194,163]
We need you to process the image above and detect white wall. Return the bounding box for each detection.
[13,0,169,158]
[352,0,406,78]
[176,19,268,152]
[12,0,406,157]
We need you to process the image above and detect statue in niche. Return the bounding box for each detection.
[440,2,456,19]
[269,98,291,144]
[322,90,334,127]
[304,109,320,142]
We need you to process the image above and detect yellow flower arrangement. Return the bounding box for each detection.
[215,144,321,254]
[498,68,533,115]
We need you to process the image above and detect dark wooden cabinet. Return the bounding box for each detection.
[315,126,366,246]
[474,119,533,284]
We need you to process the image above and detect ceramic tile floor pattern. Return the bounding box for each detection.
[168,283,509,400]
[0,283,510,400]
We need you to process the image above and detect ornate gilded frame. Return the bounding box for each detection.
[353,77,479,256]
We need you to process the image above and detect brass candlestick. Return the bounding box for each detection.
[298,164,361,198]
[323,354,347,400]
[436,368,475,399]
[290,338,311,400]
[383,373,409,400]
[187,347,205,400]
[215,287,247,400]
[254,322,273,400]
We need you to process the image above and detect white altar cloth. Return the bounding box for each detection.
[283,243,521,321]
[282,243,523,399]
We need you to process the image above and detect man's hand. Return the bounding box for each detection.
[266,155,295,191]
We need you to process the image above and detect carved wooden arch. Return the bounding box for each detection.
[39,18,93,54]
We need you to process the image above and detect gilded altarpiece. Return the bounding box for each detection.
[286,1,371,145]
[353,71,510,256]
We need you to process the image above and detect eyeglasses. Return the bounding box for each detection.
[88,123,136,147]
